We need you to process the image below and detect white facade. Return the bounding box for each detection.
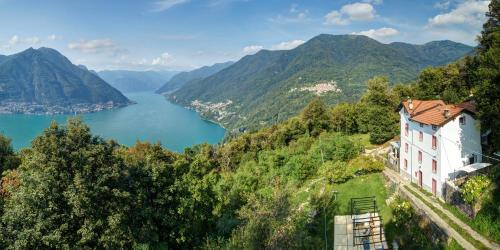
[399,109,482,198]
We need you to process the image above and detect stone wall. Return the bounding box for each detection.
[397,189,449,245]
[442,180,474,217]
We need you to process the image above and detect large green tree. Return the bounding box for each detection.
[473,0,500,150]
[0,119,133,249]
[0,134,19,174]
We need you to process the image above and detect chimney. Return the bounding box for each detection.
[444,108,450,119]
[408,98,413,110]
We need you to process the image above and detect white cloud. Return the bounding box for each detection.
[363,0,383,5]
[427,0,489,27]
[68,39,118,54]
[324,11,349,25]
[151,0,189,12]
[324,2,376,25]
[8,35,20,46]
[269,4,309,24]
[151,52,174,65]
[242,45,263,54]
[3,35,41,49]
[272,40,305,50]
[47,34,62,41]
[434,0,452,10]
[342,3,376,21]
[24,37,41,44]
[352,27,399,41]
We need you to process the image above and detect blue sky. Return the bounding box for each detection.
[0,0,490,71]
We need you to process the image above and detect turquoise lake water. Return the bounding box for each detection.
[0,92,226,152]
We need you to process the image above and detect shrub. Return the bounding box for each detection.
[461,175,492,205]
[317,161,353,184]
[390,197,414,227]
[347,155,385,175]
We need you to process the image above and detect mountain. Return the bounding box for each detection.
[168,34,473,132]
[0,55,7,64]
[155,61,233,94]
[99,70,179,93]
[388,40,474,66]
[0,47,132,114]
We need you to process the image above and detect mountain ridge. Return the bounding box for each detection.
[156,61,234,94]
[98,70,179,93]
[0,47,132,114]
[168,34,473,132]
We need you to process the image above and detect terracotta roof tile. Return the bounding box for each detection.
[400,99,476,126]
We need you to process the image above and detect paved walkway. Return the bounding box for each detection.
[384,168,500,250]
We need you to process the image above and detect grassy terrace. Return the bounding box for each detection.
[404,186,490,250]
[321,173,395,247]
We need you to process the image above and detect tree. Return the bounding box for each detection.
[473,0,500,150]
[477,0,500,53]
[1,119,133,249]
[414,63,472,103]
[0,134,19,174]
[360,76,398,108]
[331,103,358,133]
[300,98,332,137]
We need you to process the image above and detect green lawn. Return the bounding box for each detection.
[332,173,392,221]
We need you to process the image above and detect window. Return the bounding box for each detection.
[469,154,476,164]
[432,159,437,173]
[418,151,422,163]
[405,143,408,153]
[432,125,437,131]
[419,131,423,142]
[432,136,437,149]
[405,123,409,136]
[404,159,408,170]
[459,116,466,125]
[419,123,424,128]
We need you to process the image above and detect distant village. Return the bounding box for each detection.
[0,101,127,115]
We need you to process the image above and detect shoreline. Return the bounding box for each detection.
[0,102,135,115]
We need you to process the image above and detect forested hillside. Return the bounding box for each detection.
[0,48,131,107]
[156,61,233,94]
[168,34,472,132]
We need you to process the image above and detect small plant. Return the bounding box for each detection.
[389,197,414,227]
[461,175,492,205]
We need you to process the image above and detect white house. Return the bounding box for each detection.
[397,99,484,198]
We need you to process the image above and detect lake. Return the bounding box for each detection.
[0,92,226,152]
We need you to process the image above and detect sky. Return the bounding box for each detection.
[0,0,491,71]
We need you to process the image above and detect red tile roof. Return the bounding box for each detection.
[399,99,476,126]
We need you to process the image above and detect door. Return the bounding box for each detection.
[418,171,423,187]
[432,179,437,196]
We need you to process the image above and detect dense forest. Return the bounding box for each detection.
[0,1,498,249]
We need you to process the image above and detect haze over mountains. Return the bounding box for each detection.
[156,61,234,94]
[167,34,473,131]
[0,47,131,114]
[99,70,179,93]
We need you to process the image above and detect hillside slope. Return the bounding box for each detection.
[0,47,131,114]
[168,34,472,131]
[156,61,233,94]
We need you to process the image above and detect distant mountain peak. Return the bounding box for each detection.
[156,61,234,94]
[0,47,131,114]
[168,34,473,131]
